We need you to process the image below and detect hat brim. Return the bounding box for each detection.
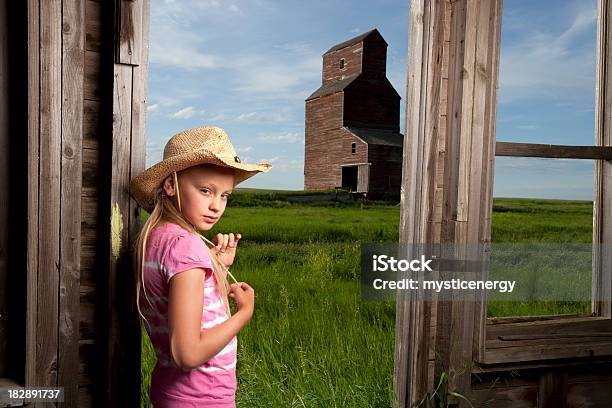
[130,149,272,213]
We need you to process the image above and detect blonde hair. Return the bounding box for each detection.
[133,166,234,331]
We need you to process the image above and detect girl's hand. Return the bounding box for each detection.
[229,282,255,324]
[210,233,241,269]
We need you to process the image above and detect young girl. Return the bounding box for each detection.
[129,126,272,408]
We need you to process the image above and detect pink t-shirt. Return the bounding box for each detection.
[140,222,237,408]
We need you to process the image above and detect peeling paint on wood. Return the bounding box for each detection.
[111,203,123,260]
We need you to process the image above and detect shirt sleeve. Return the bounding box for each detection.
[162,233,213,284]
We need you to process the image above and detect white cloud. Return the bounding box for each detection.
[207,113,228,122]
[170,107,198,119]
[237,146,254,153]
[150,95,181,107]
[498,1,597,104]
[151,44,220,69]
[147,103,159,112]
[258,132,303,144]
[236,111,291,123]
[149,1,222,70]
[230,54,322,98]
[272,41,314,55]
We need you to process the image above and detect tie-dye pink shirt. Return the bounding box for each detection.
[141,222,237,408]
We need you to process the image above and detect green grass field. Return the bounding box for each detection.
[140,191,594,407]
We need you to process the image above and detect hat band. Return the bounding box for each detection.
[163,146,239,161]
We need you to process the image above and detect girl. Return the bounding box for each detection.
[129,126,272,408]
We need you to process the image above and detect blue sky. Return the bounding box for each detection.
[146,0,598,200]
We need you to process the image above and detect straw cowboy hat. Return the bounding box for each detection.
[130,126,272,213]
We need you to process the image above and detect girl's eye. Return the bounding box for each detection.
[200,188,210,194]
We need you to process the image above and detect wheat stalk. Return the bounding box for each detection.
[198,234,239,284]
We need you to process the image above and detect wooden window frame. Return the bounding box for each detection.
[473,0,612,366]
[396,1,612,404]
[340,58,345,69]
[351,142,356,154]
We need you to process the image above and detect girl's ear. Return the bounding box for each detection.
[162,175,175,197]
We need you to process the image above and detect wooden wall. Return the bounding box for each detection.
[20,0,149,406]
[368,144,403,197]
[322,43,363,83]
[343,78,400,130]
[304,94,366,189]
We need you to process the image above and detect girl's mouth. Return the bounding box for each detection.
[203,216,218,223]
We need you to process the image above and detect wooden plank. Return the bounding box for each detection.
[59,0,85,405]
[488,336,612,350]
[447,0,499,396]
[395,0,444,405]
[83,100,100,150]
[593,0,612,318]
[567,380,612,408]
[78,384,93,407]
[106,1,150,404]
[78,340,94,387]
[79,287,96,340]
[474,0,504,363]
[486,316,612,341]
[498,333,612,341]
[37,0,62,401]
[488,313,587,325]
[26,0,40,390]
[126,0,150,402]
[454,0,478,225]
[107,61,133,408]
[474,357,612,374]
[80,245,97,287]
[84,50,100,100]
[357,163,369,192]
[82,148,100,190]
[117,0,142,65]
[484,342,612,365]
[85,0,104,52]
[470,385,538,408]
[495,141,612,159]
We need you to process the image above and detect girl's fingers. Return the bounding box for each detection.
[214,233,242,252]
[223,234,229,251]
[215,233,223,250]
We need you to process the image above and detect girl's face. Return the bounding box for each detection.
[163,164,235,231]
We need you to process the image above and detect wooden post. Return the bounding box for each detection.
[396,0,502,406]
[58,0,85,405]
[106,0,149,405]
[36,2,63,405]
[26,0,86,406]
[593,0,612,319]
[116,0,142,66]
[26,0,40,395]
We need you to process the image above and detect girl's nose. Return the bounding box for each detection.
[209,195,222,210]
